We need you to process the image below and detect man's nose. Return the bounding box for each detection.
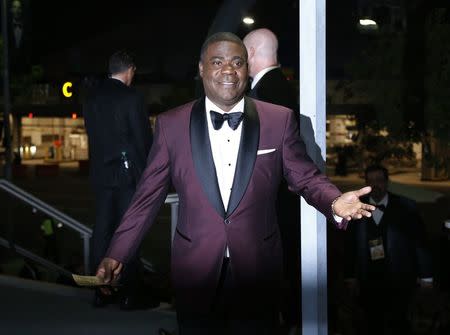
[221,63,236,74]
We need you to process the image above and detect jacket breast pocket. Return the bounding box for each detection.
[255,150,278,165]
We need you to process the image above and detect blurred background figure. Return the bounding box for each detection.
[40,216,59,264]
[243,28,298,113]
[344,164,433,335]
[83,50,153,310]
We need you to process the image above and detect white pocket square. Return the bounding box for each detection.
[257,148,276,155]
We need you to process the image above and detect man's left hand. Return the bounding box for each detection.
[333,186,375,221]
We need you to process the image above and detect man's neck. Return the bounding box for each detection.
[205,96,245,114]
[110,74,128,86]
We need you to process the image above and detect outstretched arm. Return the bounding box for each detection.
[332,186,375,221]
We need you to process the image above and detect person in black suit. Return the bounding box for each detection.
[243,28,301,331]
[243,28,298,113]
[83,50,152,309]
[344,164,433,335]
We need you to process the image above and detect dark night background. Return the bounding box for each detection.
[26,0,360,80]
[0,1,449,333]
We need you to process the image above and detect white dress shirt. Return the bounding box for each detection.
[369,194,389,225]
[205,97,245,257]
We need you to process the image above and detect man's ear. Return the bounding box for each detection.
[198,62,204,77]
[248,46,255,59]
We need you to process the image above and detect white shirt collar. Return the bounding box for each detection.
[110,76,126,85]
[251,66,279,89]
[370,193,389,206]
[205,96,245,115]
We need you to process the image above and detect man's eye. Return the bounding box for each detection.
[233,60,243,67]
[212,60,222,66]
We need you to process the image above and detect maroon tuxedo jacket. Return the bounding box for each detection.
[106,97,342,313]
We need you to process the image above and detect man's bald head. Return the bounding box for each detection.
[243,28,279,77]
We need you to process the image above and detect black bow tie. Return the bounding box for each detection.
[210,110,243,130]
[375,204,386,212]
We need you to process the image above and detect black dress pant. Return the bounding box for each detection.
[177,259,280,335]
[90,185,140,293]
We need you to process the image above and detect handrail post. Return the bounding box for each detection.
[170,202,179,243]
[82,233,90,275]
[164,193,179,244]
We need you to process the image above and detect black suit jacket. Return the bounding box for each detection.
[345,192,433,289]
[248,67,298,114]
[83,78,152,188]
[248,67,301,287]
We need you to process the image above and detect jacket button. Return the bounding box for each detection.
[224,219,230,225]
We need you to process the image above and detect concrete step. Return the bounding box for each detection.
[0,274,177,335]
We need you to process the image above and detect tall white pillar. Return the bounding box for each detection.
[299,0,328,334]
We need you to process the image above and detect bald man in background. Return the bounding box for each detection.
[243,28,298,113]
[244,28,301,332]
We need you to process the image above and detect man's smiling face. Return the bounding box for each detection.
[199,40,248,112]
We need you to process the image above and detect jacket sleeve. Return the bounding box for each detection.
[106,115,170,264]
[281,110,343,226]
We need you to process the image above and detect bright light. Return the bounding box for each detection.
[243,17,254,25]
[71,113,77,119]
[30,145,37,156]
[359,19,377,26]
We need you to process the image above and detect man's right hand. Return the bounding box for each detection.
[96,257,123,287]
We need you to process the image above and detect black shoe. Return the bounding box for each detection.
[119,294,160,311]
[119,295,139,311]
[92,289,115,308]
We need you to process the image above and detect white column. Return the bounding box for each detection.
[299,1,328,335]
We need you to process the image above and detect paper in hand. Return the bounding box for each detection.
[72,274,122,287]
[72,274,104,287]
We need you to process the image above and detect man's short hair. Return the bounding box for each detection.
[365,164,389,180]
[199,32,248,62]
[108,50,135,75]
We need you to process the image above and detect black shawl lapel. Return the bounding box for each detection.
[226,97,260,217]
[190,98,226,217]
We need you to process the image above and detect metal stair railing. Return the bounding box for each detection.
[0,178,179,275]
[0,236,72,278]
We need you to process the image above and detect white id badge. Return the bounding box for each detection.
[369,237,385,260]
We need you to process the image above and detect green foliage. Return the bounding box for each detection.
[344,9,450,143]
[341,8,450,176]
[355,123,416,167]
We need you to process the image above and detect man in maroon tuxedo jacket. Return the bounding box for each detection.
[97,32,374,334]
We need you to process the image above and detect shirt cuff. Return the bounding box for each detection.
[333,214,343,223]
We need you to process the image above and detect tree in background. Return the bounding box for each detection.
[341,3,449,179]
[422,8,450,179]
